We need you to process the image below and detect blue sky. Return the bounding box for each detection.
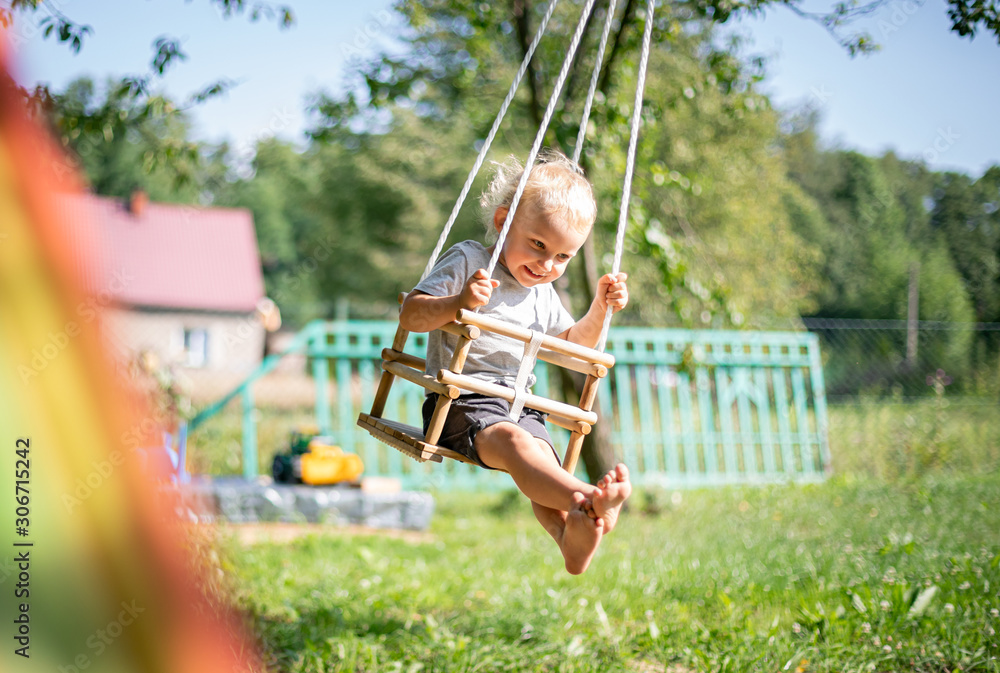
[9,0,999,177]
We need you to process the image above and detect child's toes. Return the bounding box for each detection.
[614,463,630,483]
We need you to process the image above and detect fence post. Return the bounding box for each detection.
[241,385,257,480]
[807,334,832,473]
[312,327,332,436]
[907,262,920,366]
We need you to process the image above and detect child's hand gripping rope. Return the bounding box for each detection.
[595,272,629,314]
[459,268,500,311]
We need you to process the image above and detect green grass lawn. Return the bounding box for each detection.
[189,392,1000,671]
[216,472,1000,672]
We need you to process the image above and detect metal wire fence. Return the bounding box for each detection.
[799,318,1000,403]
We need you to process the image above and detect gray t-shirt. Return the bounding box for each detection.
[413,240,575,390]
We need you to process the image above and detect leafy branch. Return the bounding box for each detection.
[947,0,1000,39]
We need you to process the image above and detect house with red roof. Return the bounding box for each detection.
[60,191,275,396]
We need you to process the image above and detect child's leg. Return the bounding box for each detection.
[475,421,596,512]
[531,494,603,575]
[476,421,631,532]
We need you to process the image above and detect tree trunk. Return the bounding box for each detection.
[597,0,637,94]
[512,0,543,130]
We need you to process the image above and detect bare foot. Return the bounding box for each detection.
[559,492,604,575]
[592,464,631,534]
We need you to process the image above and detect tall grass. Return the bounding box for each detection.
[829,398,1000,481]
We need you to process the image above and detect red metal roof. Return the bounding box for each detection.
[58,193,265,312]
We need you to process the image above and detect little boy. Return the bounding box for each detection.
[399,151,631,574]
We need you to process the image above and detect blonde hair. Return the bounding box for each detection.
[480,149,597,243]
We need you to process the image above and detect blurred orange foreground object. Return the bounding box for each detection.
[0,34,261,673]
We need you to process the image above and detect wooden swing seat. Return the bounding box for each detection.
[357,413,476,465]
[357,295,614,474]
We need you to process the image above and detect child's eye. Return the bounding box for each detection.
[557,254,570,261]
[532,240,544,249]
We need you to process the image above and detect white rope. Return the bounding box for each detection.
[485,0,599,280]
[509,330,544,420]
[420,0,561,281]
[597,0,654,353]
[572,0,619,165]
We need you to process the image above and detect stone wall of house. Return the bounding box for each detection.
[105,307,265,374]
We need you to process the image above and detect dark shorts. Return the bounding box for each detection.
[422,390,558,470]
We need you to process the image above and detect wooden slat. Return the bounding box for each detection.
[634,350,658,473]
[715,368,739,475]
[440,322,481,340]
[437,370,598,425]
[397,292,481,340]
[773,369,797,473]
[370,324,409,418]
[807,336,832,473]
[547,414,591,436]
[424,394,453,446]
[358,413,488,467]
[358,413,442,463]
[449,335,474,373]
[677,371,698,476]
[562,374,601,474]
[754,367,778,476]
[391,324,409,352]
[791,367,815,473]
[382,348,426,371]
[382,360,461,399]
[313,352,332,435]
[655,363,679,476]
[357,416,433,463]
[456,309,615,367]
[336,355,354,454]
[613,361,637,471]
[735,368,758,475]
[696,367,718,476]
[538,348,608,378]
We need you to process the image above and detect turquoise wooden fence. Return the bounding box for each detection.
[190,321,830,490]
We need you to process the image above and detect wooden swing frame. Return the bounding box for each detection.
[357,294,615,474]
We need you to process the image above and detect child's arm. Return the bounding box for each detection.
[399,268,499,333]
[559,272,629,349]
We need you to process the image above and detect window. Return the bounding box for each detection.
[182,327,209,368]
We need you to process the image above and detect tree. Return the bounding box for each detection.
[931,168,1000,323]
[45,77,208,200]
[306,0,829,479]
[784,126,977,323]
[687,0,1000,51]
[305,107,489,320]
[212,139,318,325]
[5,0,294,187]
[780,114,992,394]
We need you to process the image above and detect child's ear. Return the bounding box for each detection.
[493,207,509,233]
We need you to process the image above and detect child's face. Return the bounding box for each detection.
[493,205,590,288]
